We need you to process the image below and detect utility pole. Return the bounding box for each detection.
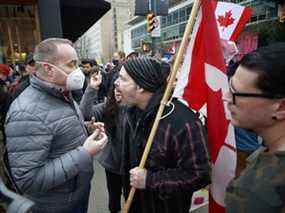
[151,0,160,56]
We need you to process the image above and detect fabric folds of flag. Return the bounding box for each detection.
[173,0,240,212]
[215,1,252,41]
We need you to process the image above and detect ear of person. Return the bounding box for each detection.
[273,99,285,120]
[136,85,144,93]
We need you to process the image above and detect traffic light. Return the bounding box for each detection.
[147,13,156,33]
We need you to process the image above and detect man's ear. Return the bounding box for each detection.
[43,64,54,78]
[136,85,144,93]
[273,99,285,120]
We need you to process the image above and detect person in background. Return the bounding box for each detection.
[108,51,125,82]
[101,51,126,103]
[0,78,10,182]
[80,59,109,104]
[0,64,10,86]
[112,51,125,68]
[11,54,36,101]
[104,63,114,74]
[81,59,97,82]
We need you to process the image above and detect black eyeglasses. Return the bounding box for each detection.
[229,78,283,105]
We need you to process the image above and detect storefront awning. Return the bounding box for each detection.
[61,0,111,41]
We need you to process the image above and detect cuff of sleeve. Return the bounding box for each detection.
[145,170,153,190]
[75,146,93,172]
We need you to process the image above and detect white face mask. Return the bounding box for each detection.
[37,61,85,91]
[66,67,85,91]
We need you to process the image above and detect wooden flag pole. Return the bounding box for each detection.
[123,0,201,212]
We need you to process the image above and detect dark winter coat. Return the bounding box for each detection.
[122,92,211,213]
[11,75,30,101]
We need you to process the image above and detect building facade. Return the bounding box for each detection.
[125,0,282,53]
[76,0,134,63]
[0,0,110,64]
[75,10,114,64]
[113,0,133,51]
[0,3,40,64]
[126,0,190,52]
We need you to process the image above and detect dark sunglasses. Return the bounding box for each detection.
[229,78,283,104]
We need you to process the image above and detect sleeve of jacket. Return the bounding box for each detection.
[79,86,98,120]
[79,86,105,121]
[145,120,211,197]
[5,110,93,194]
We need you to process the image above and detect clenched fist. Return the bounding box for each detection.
[130,167,147,189]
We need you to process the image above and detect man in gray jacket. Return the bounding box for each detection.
[5,38,107,213]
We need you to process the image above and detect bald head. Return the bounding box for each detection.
[34,38,76,65]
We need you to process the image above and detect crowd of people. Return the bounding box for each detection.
[0,38,285,213]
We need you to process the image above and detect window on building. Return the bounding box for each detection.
[163,25,179,41]
[0,4,40,64]
[186,6,192,17]
[167,14,173,26]
[250,16,258,22]
[179,8,186,22]
[173,11,179,24]
[179,23,187,37]
[259,14,266,20]
[161,16,167,28]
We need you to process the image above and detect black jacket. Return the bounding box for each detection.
[11,75,30,101]
[122,92,211,213]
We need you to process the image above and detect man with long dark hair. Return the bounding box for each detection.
[80,71,125,213]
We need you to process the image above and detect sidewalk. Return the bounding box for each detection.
[88,161,109,213]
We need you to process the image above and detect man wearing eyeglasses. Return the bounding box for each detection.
[224,43,285,213]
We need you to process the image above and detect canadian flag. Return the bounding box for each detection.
[216,1,252,41]
[173,1,251,213]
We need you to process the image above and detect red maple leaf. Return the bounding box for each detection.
[217,10,235,30]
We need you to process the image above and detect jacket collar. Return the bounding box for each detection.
[143,89,164,115]
[30,75,70,101]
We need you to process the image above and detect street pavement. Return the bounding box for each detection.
[88,161,208,213]
[88,161,109,213]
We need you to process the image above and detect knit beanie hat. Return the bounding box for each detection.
[122,56,170,92]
